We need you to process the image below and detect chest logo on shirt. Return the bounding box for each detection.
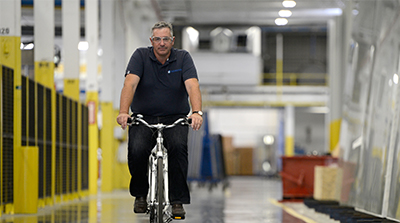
[168,69,182,74]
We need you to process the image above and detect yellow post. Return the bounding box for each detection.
[14,147,39,213]
[101,102,114,192]
[113,109,130,189]
[330,119,341,152]
[64,79,80,101]
[34,61,55,89]
[87,91,99,195]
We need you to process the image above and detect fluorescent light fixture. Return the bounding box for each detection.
[24,43,34,50]
[279,10,292,17]
[282,0,296,8]
[275,18,288,26]
[78,41,89,51]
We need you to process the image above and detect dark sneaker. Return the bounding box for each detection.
[133,197,147,213]
[172,203,186,219]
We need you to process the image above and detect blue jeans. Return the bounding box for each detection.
[127,114,190,204]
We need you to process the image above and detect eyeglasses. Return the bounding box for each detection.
[151,36,173,43]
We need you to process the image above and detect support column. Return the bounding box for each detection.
[276,33,283,99]
[113,1,130,189]
[62,0,82,197]
[0,0,22,214]
[100,0,115,192]
[62,0,80,100]
[86,0,99,196]
[285,105,295,156]
[34,0,55,88]
[328,16,343,151]
[34,0,56,206]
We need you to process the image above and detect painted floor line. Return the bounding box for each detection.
[269,198,317,223]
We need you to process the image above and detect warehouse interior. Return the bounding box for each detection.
[2,0,400,222]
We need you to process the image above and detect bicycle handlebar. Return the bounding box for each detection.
[127,114,192,129]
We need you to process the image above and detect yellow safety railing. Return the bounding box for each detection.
[262,73,327,86]
[0,73,89,215]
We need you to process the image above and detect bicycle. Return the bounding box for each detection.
[128,114,191,223]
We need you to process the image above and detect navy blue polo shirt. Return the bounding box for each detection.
[125,46,198,116]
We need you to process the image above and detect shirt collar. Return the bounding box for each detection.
[149,46,177,64]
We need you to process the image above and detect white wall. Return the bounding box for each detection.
[294,110,327,154]
[192,52,262,86]
[208,108,279,148]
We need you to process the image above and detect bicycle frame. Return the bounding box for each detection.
[128,114,190,223]
[148,130,171,222]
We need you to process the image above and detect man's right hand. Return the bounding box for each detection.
[117,113,131,130]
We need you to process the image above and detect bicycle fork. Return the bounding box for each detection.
[148,136,173,222]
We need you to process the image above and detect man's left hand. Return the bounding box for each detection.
[189,113,203,131]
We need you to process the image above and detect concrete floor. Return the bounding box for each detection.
[1,176,338,223]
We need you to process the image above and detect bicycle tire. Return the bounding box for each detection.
[157,157,164,223]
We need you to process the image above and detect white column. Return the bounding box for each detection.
[113,0,127,107]
[100,0,115,192]
[34,0,54,88]
[85,0,99,196]
[285,105,295,156]
[0,0,21,37]
[62,0,80,100]
[100,0,114,103]
[328,16,343,151]
[85,0,99,94]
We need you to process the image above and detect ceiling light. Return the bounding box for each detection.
[282,0,296,8]
[275,18,288,26]
[393,73,399,84]
[279,10,292,17]
[24,43,34,50]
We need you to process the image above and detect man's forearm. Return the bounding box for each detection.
[119,86,134,114]
[189,88,202,111]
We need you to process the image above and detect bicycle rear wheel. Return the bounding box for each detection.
[157,157,164,223]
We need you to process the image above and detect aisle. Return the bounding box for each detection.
[1,176,335,223]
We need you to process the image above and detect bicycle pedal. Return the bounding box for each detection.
[173,216,185,220]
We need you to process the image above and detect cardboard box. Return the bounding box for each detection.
[236,147,253,175]
[314,166,343,201]
[221,136,235,175]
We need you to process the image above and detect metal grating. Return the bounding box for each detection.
[67,99,73,193]
[62,96,67,194]
[28,78,36,146]
[37,84,44,198]
[2,66,14,205]
[45,88,52,197]
[21,76,27,146]
[81,105,89,190]
[55,94,61,195]
[72,101,78,192]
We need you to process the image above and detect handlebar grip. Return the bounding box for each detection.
[127,117,133,124]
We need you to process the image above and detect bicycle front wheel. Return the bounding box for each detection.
[157,157,164,223]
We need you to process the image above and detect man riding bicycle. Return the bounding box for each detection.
[116,21,203,219]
